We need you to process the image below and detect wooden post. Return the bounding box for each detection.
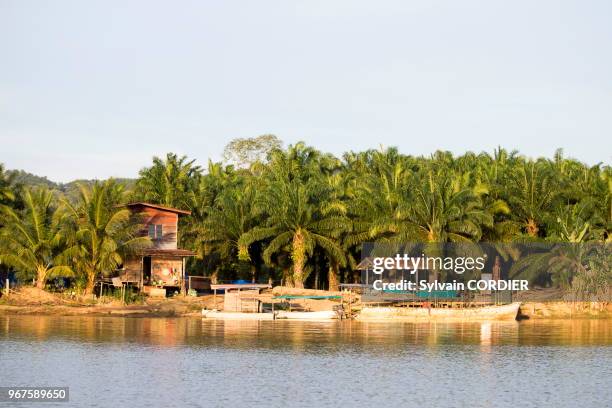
[5,279,9,296]
[140,256,144,291]
[182,257,186,296]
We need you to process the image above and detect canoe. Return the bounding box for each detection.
[201,310,275,320]
[201,310,340,320]
[276,310,339,320]
[357,302,521,321]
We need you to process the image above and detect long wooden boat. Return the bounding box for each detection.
[357,302,521,321]
[276,310,339,320]
[201,310,340,320]
[201,310,276,320]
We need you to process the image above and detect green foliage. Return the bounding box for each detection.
[133,153,201,209]
[223,134,282,168]
[0,187,72,287]
[61,180,151,294]
[1,141,610,292]
[0,164,17,213]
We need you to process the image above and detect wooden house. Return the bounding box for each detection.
[118,202,196,295]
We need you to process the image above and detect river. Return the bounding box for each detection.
[1,315,610,407]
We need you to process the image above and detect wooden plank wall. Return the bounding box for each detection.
[140,207,179,250]
[119,258,142,282]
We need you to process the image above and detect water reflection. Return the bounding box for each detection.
[1,315,611,408]
[1,315,610,349]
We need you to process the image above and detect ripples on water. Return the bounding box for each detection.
[1,316,611,408]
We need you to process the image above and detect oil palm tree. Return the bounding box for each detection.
[238,144,348,288]
[239,177,347,288]
[407,170,492,243]
[508,160,558,238]
[62,180,151,295]
[0,164,16,211]
[135,153,201,209]
[344,147,415,249]
[197,180,259,282]
[0,187,71,288]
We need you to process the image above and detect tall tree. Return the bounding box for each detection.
[135,153,201,209]
[197,179,259,282]
[508,160,558,238]
[0,164,16,211]
[62,180,150,295]
[223,134,282,168]
[238,144,348,288]
[0,187,71,288]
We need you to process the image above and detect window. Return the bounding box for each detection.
[148,224,163,240]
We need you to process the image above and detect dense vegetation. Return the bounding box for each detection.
[1,137,610,293]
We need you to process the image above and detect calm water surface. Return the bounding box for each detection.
[1,315,611,408]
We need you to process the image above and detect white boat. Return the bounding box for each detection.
[201,310,275,320]
[357,302,521,321]
[201,309,340,320]
[276,310,339,320]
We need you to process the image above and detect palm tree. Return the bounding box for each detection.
[239,178,347,288]
[407,170,492,243]
[0,187,71,288]
[344,147,415,249]
[135,153,201,209]
[62,180,151,295]
[197,180,259,282]
[0,164,16,211]
[238,145,348,288]
[322,171,353,290]
[508,160,558,237]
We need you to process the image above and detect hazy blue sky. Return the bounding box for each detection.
[1,0,611,182]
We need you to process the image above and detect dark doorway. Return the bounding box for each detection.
[143,257,152,284]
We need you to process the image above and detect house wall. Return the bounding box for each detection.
[151,256,183,286]
[136,207,179,250]
[119,256,184,287]
[119,257,142,282]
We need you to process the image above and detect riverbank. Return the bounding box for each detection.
[518,301,612,319]
[1,287,610,319]
[0,287,212,317]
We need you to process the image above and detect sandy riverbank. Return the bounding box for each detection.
[0,287,214,317]
[0,287,610,319]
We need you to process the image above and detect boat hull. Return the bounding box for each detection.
[276,311,339,320]
[357,302,521,321]
[201,310,275,320]
[201,310,339,320]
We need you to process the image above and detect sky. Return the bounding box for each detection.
[1,0,611,182]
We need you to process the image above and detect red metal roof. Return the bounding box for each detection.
[126,202,191,215]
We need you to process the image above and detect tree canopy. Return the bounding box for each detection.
[1,142,610,292]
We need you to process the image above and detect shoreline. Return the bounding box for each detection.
[1,301,610,320]
[1,286,609,320]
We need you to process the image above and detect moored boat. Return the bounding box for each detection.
[357,302,521,321]
[276,310,339,320]
[201,310,276,320]
[201,309,340,320]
